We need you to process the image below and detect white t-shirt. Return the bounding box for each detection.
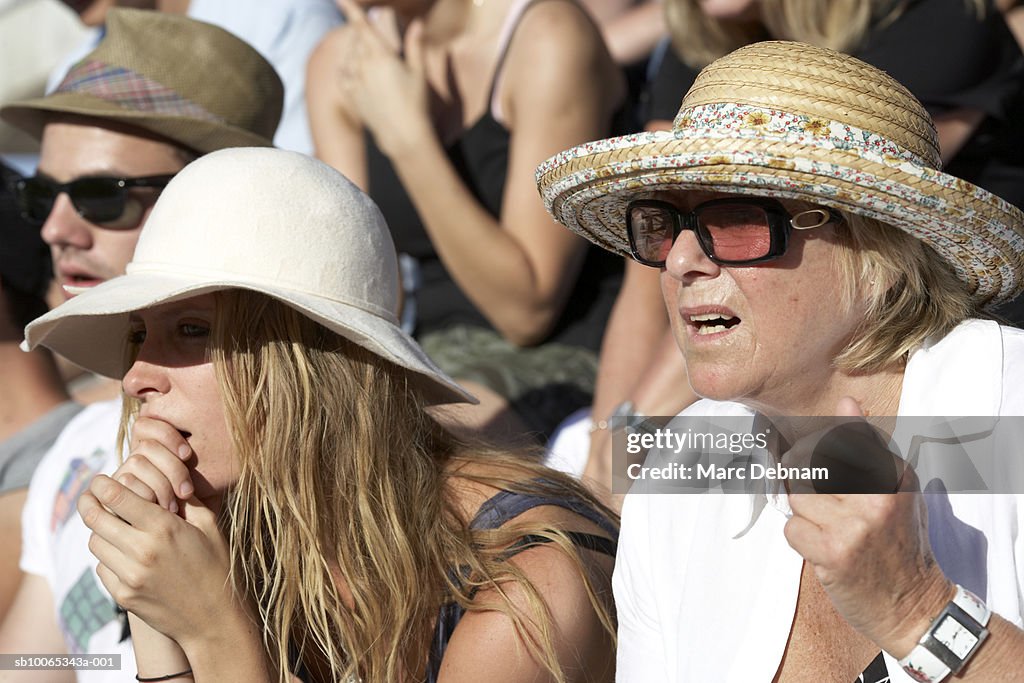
[613,319,1024,682]
[20,399,137,683]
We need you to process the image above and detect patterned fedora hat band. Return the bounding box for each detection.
[673,103,931,167]
[56,59,224,124]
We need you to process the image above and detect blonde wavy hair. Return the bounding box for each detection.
[122,290,616,683]
[666,0,985,69]
[829,212,980,372]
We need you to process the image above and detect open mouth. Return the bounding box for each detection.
[177,430,192,440]
[688,313,741,335]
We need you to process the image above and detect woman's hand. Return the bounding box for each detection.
[782,397,955,658]
[77,475,235,645]
[115,416,194,514]
[333,0,432,156]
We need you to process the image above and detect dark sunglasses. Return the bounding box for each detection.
[626,197,841,267]
[15,173,175,228]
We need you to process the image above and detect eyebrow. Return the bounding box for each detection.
[128,305,215,323]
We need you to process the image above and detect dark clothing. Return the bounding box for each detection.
[426,483,617,683]
[645,0,1024,324]
[365,0,623,432]
[366,118,623,351]
[365,0,622,351]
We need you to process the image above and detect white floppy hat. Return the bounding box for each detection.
[537,41,1024,307]
[24,147,475,405]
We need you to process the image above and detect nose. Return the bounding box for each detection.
[663,229,721,282]
[122,355,171,400]
[40,194,92,249]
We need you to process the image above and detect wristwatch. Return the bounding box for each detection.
[590,400,652,434]
[898,584,991,682]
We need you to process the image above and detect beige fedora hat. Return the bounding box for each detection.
[23,148,475,406]
[1,8,282,153]
[536,41,1024,307]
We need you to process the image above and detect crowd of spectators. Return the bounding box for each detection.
[1,0,1023,681]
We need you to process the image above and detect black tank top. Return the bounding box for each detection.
[365,0,622,350]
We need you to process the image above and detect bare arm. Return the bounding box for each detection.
[587,260,667,437]
[0,489,27,621]
[933,107,986,165]
[583,259,670,503]
[600,0,666,65]
[306,26,369,190]
[0,574,74,683]
[585,328,697,510]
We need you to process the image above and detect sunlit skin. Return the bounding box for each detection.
[697,0,760,20]
[658,191,874,417]
[37,119,187,299]
[121,294,234,513]
[60,0,158,26]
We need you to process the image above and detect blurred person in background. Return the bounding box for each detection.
[308,0,627,443]
[0,0,90,171]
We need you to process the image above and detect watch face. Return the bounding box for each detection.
[935,614,979,659]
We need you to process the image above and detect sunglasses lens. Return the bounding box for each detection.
[69,177,126,223]
[628,204,676,264]
[696,204,772,262]
[16,178,57,225]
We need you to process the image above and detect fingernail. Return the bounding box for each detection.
[180,481,193,498]
[169,500,179,514]
[178,444,191,459]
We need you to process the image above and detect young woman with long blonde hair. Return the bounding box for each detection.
[27,148,617,683]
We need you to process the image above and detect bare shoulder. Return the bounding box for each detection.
[500,0,625,123]
[439,494,616,682]
[504,0,615,74]
[310,23,356,59]
[439,460,616,680]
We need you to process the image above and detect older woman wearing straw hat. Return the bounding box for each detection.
[23,148,617,683]
[538,41,1024,682]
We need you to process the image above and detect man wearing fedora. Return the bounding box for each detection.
[0,10,282,681]
[46,0,341,156]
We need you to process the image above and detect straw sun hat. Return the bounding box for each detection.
[537,41,1024,306]
[23,148,475,406]
[1,8,282,153]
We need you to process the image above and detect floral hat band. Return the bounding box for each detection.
[536,41,1024,307]
[673,103,930,167]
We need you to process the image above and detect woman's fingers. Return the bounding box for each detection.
[122,417,195,510]
[121,444,193,506]
[88,475,166,531]
[404,19,425,75]
[79,489,129,538]
[335,0,367,24]
[130,416,192,461]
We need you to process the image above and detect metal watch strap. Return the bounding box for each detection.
[898,585,992,682]
[591,400,649,433]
